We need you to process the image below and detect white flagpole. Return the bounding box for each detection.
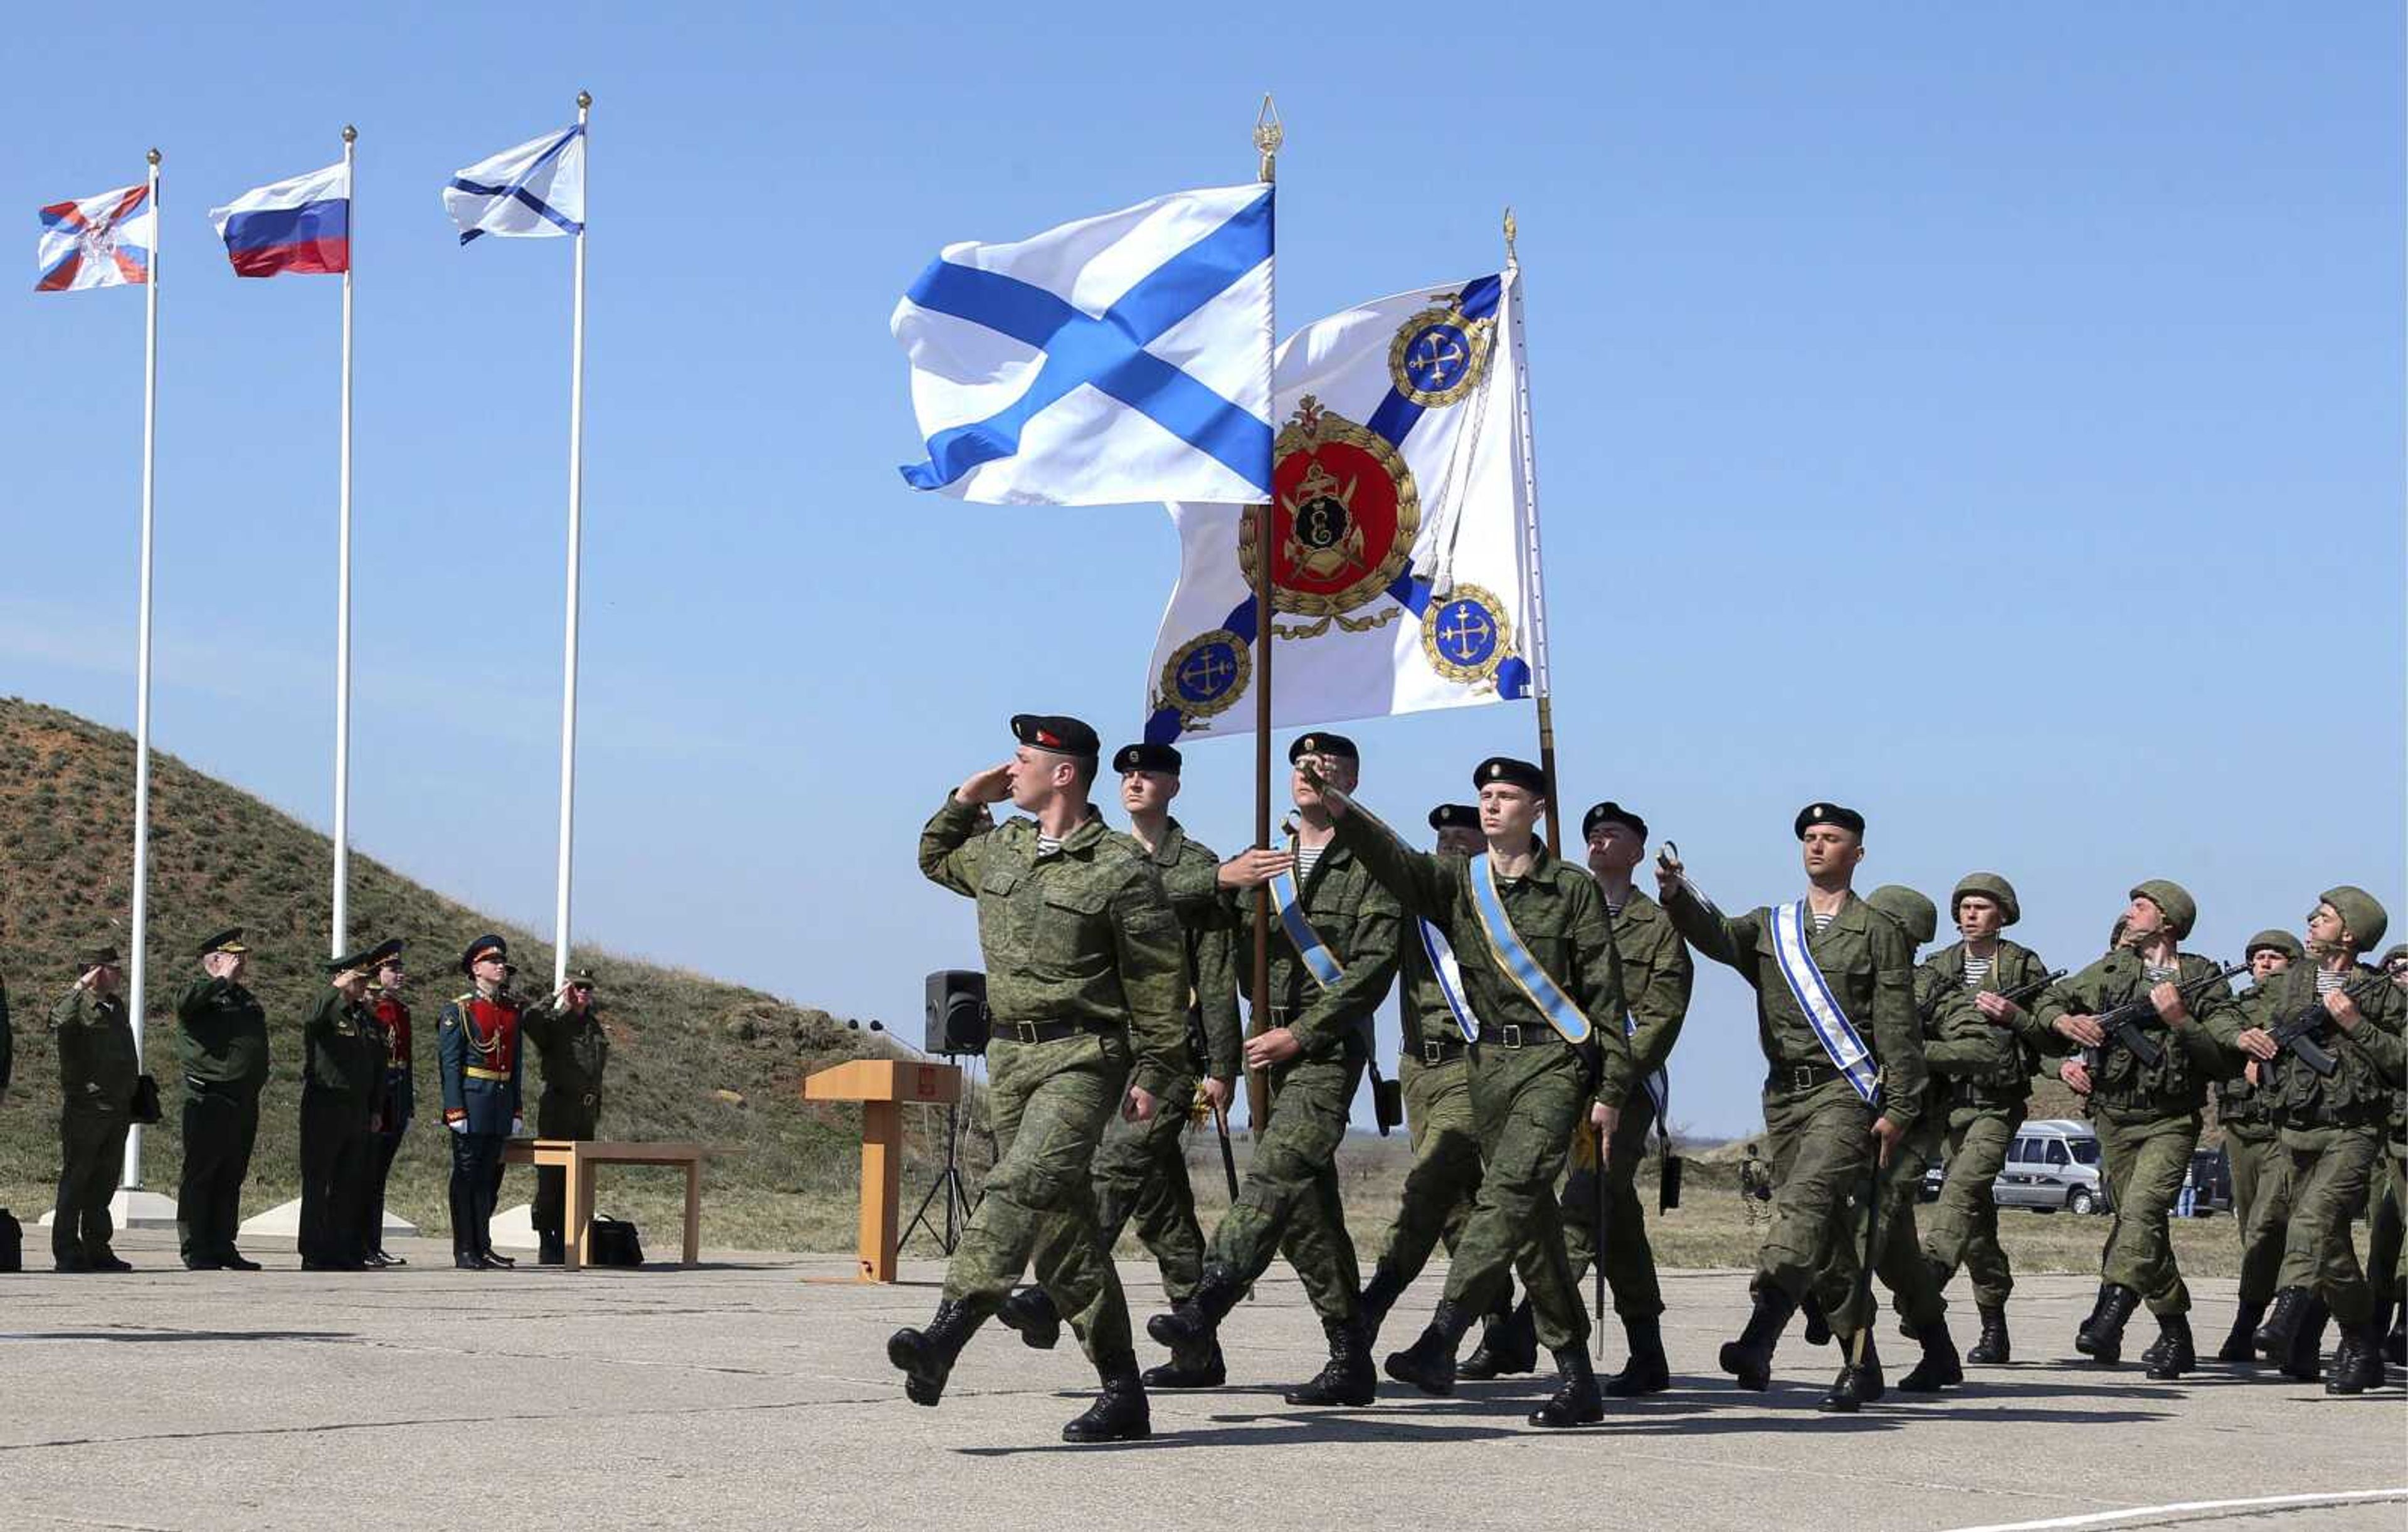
[332,124,357,958]
[1503,209,1563,857]
[124,147,162,1191]
[552,90,591,993]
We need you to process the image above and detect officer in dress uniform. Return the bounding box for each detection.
[359,944,415,1266]
[297,940,394,1270]
[176,928,270,1271]
[438,934,525,1271]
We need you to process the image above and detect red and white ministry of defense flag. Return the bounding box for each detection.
[36,181,155,292]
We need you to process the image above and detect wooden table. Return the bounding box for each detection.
[801,1059,963,1282]
[502,1139,709,1271]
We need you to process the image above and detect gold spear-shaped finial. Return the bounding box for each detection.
[1503,206,1519,268]
[1254,94,1284,183]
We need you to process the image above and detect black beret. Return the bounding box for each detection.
[1289,732,1359,763]
[1428,803,1480,832]
[79,944,122,969]
[196,927,246,958]
[1112,741,1181,776]
[460,933,509,973]
[1794,801,1866,839]
[1582,801,1647,841]
[1473,756,1548,795]
[1011,713,1099,758]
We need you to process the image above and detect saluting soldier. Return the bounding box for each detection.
[50,944,139,1272]
[1321,756,1629,1429]
[894,714,1188,1444]
[1656,803,1925,1412]
[437,934,526,1271]
[996,742,1242,1387]
[2034,880,2240,1378]
[358,944,415,1267]
[297,941,393,1271]
[522,968,610,1265]
[1148,733,1400,1411]
[2212,928,2303,1361]
[2227,888,2405,1393]
[176,929,270,1272]
[1921,873,2057,1366]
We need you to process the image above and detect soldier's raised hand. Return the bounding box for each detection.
[1217,847,1294,889]
[956,761,1015,806]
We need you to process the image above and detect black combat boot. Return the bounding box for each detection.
[1146,1264,1245,1351]
[2325,1323,2386,1395]
[2281,1297,2330,1383]
[2254,1286,2310,1361]
[1965,1304,2011,1365]
[1386,1299,1477,1397]
[1800,1292,1832,1346]
[1529,1346,1604,1428]
[1284,1316,1377,1406]
[1061,1352,1151,1443]
[996,1284,1061,1351]
[2074,1284,2113,1355]
[537,1235,566,1267]
[1604,1316,1671,1397]
[887,1297,986,1407]
[1141,1337,1226,1390]
[2215,1301,2265,1363]
[1457,1299,1538,1379]
[1719,1285,1800,1392]
[1897,1320,1962,1392]
[2141,1313,2195,1380]
[1356,1263,1410,1346]
[1820,1333,1884,1413]
[2085,1285,2141,1366]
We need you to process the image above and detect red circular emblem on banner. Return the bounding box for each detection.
[1242,398,1420,617]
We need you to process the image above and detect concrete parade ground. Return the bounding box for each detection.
[1,1231,2402,1532]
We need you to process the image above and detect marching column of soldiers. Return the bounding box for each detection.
[892,712,2408,1441]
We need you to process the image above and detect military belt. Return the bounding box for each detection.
[1476,1022,1538,1049]
[465,1065,510,1082]
[1419,1036,1467,1065]
[993,1018,1115,1047]
[1771,1059,1846,1094]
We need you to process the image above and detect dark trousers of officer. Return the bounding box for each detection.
[448,1131,506,1257]
[356,1128,406,1255]
[177,1081,261,1264]
[54,1107,130,1265]
[298,1093,372,1264]
[532,1099,599,1241]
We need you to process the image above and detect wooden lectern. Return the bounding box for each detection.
[803,1058,962,1282]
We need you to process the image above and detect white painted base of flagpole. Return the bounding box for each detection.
[232,1197,419,1242]
[487,1202,540,1251]
[34,1189,179,1230]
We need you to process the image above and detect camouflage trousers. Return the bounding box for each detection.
[1560,1084,1666,1321]
[1368,1050,1480,1286]
[2224,1126,2287,1305]
[2367,1159,2402,1289]
[1756,1077,1879,1333]
[1832,1115,1946,1332]
[2274,1124,2384,1324]
[2094,1109,2199,1317]
[1204,1050,1363,1324]
[1089,1068,1205,1306]
[1442,1037,1589,1353]
[1922,1104,2020,1309]
[948,1032,1134,1363]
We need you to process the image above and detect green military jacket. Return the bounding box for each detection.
[51,986,139,1113]
[1139,818,1242,1082]
[524,999,611,1111]
[1332,805,1629,1106]
[301,988,383,1099]
[2214,980,2287,1134]
[1662,883,1926,1128]
[176,976,270,1091]
[1920,938,2049,1107]
[1600,887,1692,1107]
[1910,965,2011,1107]
[2038,949,2237,1119]
[919,794,1187,1099]
[1220,822,1402,1060]
[1398,918,1474,1062]
[2249,960,2407,1133]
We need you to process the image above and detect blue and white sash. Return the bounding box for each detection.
[1468,854,1591,1045]
[1269,862,1344,990]
[1418,919,1478,1044]
[1767,900,1880,1105]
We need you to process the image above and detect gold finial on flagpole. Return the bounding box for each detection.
[1254,94,1283,183]
[1503,206,1518,270]
[578,90,593,110]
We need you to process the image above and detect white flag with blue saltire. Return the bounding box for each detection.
[1141,268,1536,744]
[892,184,1274,505]
[443,124,585,243]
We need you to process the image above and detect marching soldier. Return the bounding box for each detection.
[522,968,611,1265]
[996,742,1241,1387]
[359,945,415,1266]
[1921,873,2057,1366]
[1656,803,1925,1412]
[2380,943,2408,1366]
[894,714,1187,1443]
[50,944,139,1272]
[1321,756,1629,1428]
[297,941,393,1271]
[2035,880,2239,1378]
[2229,889,2405,1393]
[1148,734,1400,1410]
[437,934,526,1271]
[176,929,269,1271]
[2213,928,2303,1361]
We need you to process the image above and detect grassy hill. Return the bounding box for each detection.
[0,697,971,1250]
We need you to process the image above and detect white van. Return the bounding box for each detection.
[1992,1118,2112,1215]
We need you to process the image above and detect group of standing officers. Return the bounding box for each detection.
[1,929,614,1272]
[890,712,2408,1443]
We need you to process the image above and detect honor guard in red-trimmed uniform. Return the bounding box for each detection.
[438,934,525,1271]
[359,942,415,1266]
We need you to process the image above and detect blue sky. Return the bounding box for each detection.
[6,5,2400,1136]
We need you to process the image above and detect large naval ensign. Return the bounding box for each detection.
[1153,283,1519,732]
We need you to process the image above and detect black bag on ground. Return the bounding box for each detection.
[0,1209,22,1272]
[588,1217,643,1267]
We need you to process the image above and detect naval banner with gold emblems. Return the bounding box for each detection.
[1143,270,1536,743]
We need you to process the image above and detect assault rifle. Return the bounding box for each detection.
[1921,965,2066,1023]
[2264,973,2389,1080]
[2080,960,2248,1075]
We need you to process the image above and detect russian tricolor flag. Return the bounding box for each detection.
[209,161,349,277]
